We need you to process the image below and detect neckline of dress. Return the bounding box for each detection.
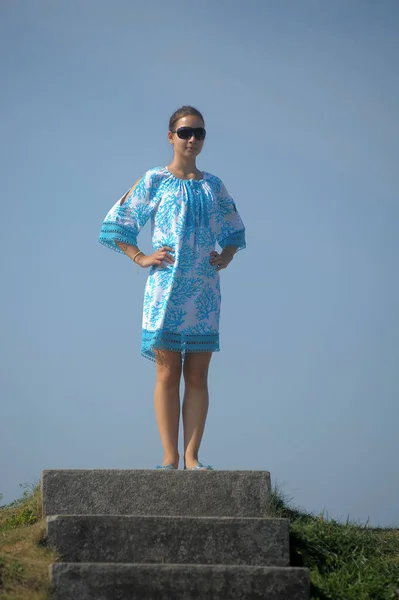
[163,167,204,182]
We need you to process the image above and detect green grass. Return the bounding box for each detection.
[0,481,398,599]
[269,485,399,600]
[0,484,58,600]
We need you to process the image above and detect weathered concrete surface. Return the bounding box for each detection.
[50,563,310,600]
[47,514,290,566]
[42,470,271,518]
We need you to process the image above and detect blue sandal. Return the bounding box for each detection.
[155,464,176,470]
[184,462,214,471]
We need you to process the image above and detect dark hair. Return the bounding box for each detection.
[169,106,205,131]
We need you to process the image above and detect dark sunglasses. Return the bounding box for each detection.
[172,126,206,141]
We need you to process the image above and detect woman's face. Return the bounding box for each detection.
[168,114,205,159]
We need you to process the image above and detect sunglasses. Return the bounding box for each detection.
[172,126,206,141]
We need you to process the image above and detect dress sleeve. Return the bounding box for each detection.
[216,180,246,252]
[98,170,160,254]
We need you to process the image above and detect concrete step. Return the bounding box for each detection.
[47,515,290,566]
[50,563,309,600]
[42,469,271,518]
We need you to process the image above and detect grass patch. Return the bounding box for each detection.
[269,485,399,600]
[0,484,58,600]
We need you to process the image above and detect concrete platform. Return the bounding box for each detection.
[42,469,272,518]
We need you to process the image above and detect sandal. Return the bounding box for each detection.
[155,464,176,470]
[184,462,214,471]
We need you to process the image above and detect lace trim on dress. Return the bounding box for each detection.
[141,329,219,362]
[99,223,138,254]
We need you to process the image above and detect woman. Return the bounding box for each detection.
[99,106,246,471]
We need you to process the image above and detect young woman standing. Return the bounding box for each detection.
[99,106,246,470]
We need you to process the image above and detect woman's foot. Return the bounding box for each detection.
[159,454,179,470]
[184,457,213,470]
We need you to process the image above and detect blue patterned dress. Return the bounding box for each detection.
[99,166,246,361]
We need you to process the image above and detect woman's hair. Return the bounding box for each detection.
[169,106,205,131]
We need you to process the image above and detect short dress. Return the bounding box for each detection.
[99,166,246,362]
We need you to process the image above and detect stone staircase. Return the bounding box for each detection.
[42,469,309,599]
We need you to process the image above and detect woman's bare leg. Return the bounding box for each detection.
[154,350,182,468]
[182,352,213,469]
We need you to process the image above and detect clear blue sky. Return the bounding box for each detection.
[1,0,398,527]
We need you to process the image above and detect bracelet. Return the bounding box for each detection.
[133,250,144,263]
